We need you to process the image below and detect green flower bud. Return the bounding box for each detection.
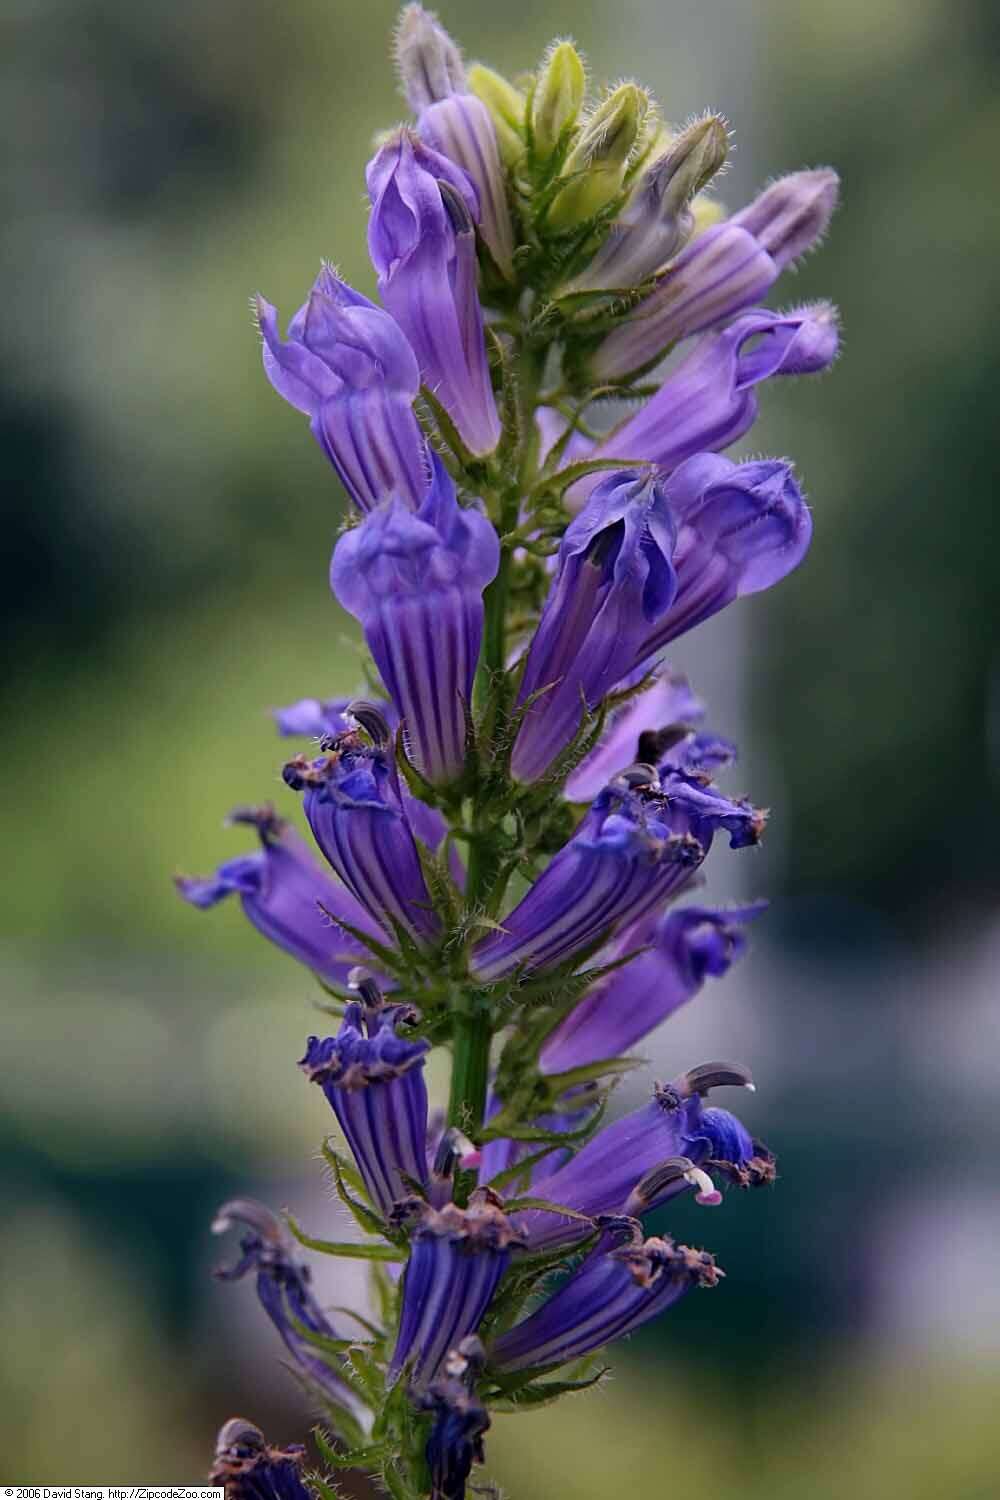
[689,192,726,238]
[548,82,647,230]
[532,40,586,159]
[468,63,526,165]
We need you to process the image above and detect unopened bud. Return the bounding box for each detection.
[395,4,465,111]
[563,111,729,292]
[732,167,839,272]
[549,83,648,230]
[651,113,729,218]
[533,40,586,158]
[468,63,526,165]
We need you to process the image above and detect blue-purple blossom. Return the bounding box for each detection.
[212,1199,359,1413]
[579,302,839,490]
[419,1337,490,1500]
[396,4,515,278]
[300,1002,430,1217]
[473,765,763,980]
[510,470,679,783]
[367,129,501,456]
[540,902,767,1075]
[618,452,814,668]
[283,732,441,945]
[591,169,839,379]
[330,456,500,785]
[524,456,811,772]
[256,266,429,512]
[389,1191,524,1388]
[490,1217,720,1372]
[470,781,703,980]
[564,665,704,802]
[175,806,386,987]
[210,1420,311,1500]
[515,1066,762,1249]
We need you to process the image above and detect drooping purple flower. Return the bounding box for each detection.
[510,470,679,784]
[516,1064,761,1249]
[609,453,814,671]
[471,768,762,981]
[367,129,501,456]
[490,1217,720,1372]
[389,1191,524,1388]
[540,902,767,1075]
[419,1337,490,1500]
[282,729,440,946]
[396,4,515,277]
[210,1420,311,1500]
[564,665,704,802]
[212,1199,360,1414]
[330,456,500,785]
[175,806,387,987]
[591,169,839,379]
[300,1002,430,1217]
[577,302,839,495]
[256,265,429,512]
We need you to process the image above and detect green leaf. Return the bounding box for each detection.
[285,1213,406,1261]
[313,1425,388,1474]
[486,1366,610,1409]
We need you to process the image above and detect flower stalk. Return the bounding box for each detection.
[179,8,841,1496]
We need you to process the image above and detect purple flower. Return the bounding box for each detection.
[367,129,501,456]
[625,453,814,661]
[591,169,839,380]
[471,784,700,981]
[282,731,440,945]
[540,902,767,1075]
[396,4,515,277]
[472,765,762,981]
[175,805,387,987]
[389,1191,524,1388]
[490,1217,720,1372]
[516,1065,761,1249]
[300,1002,430,1217]
[580,303,839,491]
[212,1199,359,1413]
[419,1337,490,1500]
[510,471,679,784]
[330,456,500,785]
[256,266,429,512]
[564,666,704,802]
[210,1420,311,1500]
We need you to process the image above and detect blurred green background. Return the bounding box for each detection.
[2,0,999,1491]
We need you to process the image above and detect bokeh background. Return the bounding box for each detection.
[3,0,998,1491]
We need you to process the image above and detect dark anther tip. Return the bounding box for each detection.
[437,178,475,235]
[346,699,392,748]
[682,1061,755,1096]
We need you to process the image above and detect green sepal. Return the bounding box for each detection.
[321,1140,395,1240]
[285,1213,406,1261]
[486,1365,610,1410]
[499,1195,595,1222]
[313,1425,390,1475]
[315,902,406,978]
